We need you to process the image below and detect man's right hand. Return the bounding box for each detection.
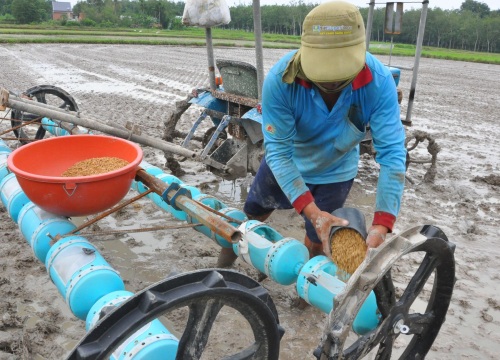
[302,202,349,257]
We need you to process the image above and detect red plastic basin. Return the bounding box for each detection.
[7,135,143,217]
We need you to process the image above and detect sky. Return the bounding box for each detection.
[66,0,499,11]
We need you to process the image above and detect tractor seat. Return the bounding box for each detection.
[216,59,259,100]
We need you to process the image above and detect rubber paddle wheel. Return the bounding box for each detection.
[66,269,284,360]
[11,85,79,144]
[315,225,456,360]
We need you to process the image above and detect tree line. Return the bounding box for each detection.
[226,0,500,53]
[0,0,498,53]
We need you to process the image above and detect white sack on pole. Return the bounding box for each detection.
[182,0,231,27]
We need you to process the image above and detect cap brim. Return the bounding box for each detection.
[301,41,366,83]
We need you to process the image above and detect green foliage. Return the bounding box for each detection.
[461,0,490,18]
[99,20,116,28]
[0,13,15,23]
[81,18,96,27]
[169,16,184,30]
[11,0,47,24]
[65,20,81,27]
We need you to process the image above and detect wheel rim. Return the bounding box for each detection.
[66,269,284,360]
[317,225,456,360]
[11,85,78,144]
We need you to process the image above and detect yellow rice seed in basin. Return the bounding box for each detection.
[61,157,129,177]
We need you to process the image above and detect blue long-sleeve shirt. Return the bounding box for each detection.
[261,51,406,226]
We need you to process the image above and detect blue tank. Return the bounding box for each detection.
[296,255,380,335]
[233,221,309,285]
[132,160,164,193]
[147,173,201,221]
[45,236,125,320]
[0,139,11,155]
[17,202,77,263]
[0,173,31,222]
[0,153,11,182]
[86,290,178,360]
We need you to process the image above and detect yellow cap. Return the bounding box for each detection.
[301,1,366,82]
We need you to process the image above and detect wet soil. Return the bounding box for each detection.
[0,44,499,359]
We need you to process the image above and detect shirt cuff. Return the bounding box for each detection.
[372,211,396,232]
[292,191,314,214]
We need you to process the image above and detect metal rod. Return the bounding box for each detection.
[193,200,243,225]
[0,116,42,136]
[405,0,429,124]
[71,223,201,238]
[66,189,154,237]
[252,0,264,100]
[205,27,217,91]
[135,169,242,243]
[365,0,376,50]
[1,89,227,170]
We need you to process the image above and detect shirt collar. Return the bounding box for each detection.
[294,64,373,90]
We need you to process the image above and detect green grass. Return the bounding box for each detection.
[0,25,498,64]
[369,42,500,64]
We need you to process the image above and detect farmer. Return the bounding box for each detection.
[217,0,406,267]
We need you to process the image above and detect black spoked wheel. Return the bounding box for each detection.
[316,225,456,360]
[11,85,78,144]
[67,269,284,360]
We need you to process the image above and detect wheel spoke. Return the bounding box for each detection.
[10,86,79,144]
[34,92,46,103]
[17,113,40,122]
[59,100,70,109]
[399,254,439,310]
[344,317,393,359]
[35,125,47,140]
[176,298,224,359]
[374,271,396,319]
[405,312,435,335]
[374,334,394,360]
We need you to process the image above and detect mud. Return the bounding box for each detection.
[0,44,499,359]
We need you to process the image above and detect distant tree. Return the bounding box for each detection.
[460,0,490,18]
[0,0,14,15]
[11,0,46,23]
[73,2,84,17]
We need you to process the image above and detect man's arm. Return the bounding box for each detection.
[261,71,310,205]
[368,70,407,243]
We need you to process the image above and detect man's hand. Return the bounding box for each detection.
[366,224,389,249]
[302,202,348,257]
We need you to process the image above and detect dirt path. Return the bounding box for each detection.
[0,44,499,359]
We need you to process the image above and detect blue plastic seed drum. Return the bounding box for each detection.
[132,160,164,193]
[233,221,309,285]
[17,202,77,263]
[206,207,248,248]
[0,139,11,155]
[148,173,201,220]
[239,220,284,242]
[0,140,11,185]
[45,236,125,320]
[296,255,380,335]
[86,290,179,360]
[0,153,10,182]
[41,117,70,137]
[0,173,31,222]
[188,193,232,246]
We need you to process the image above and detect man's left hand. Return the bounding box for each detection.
[366,225,389,249]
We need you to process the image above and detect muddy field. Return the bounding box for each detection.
[0,44,499,360]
